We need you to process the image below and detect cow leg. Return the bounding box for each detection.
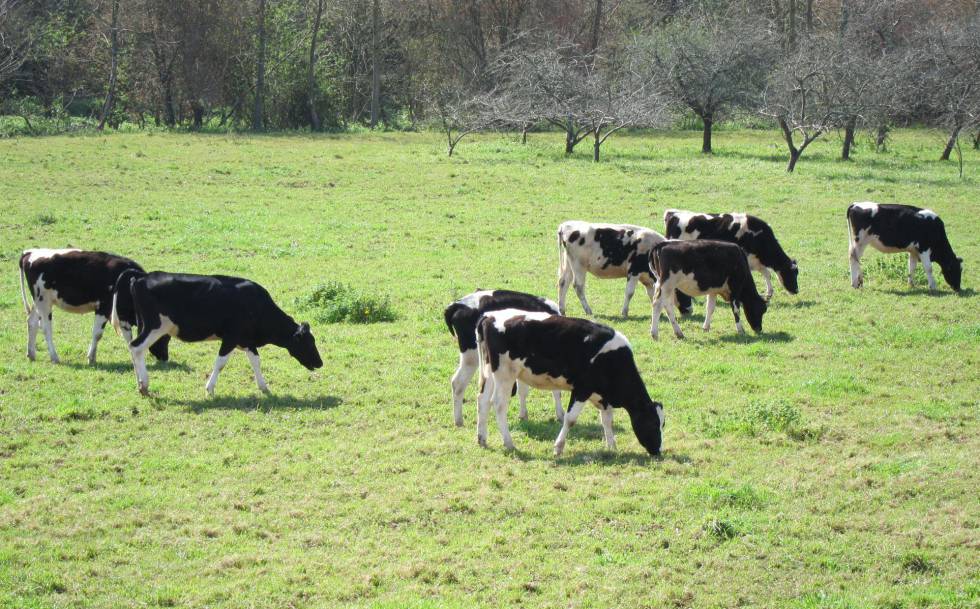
[553,391,564,423]
[703,294,717,331]
[599,406,616,451]
[491,376,516,451]
[663,294,684,339]
[760,268,774,301]
[245,349,270,394]
[920,250,937,292]
[517,381,530,421]
[476,374,494,447]
[554,398,586,457]
[38,304,59,364]
[129,326,171,395]
[908,252,918,287]
[567,260,592,316]
[849,240,866,288]
[621,274,639,318]
[557,259,573,315]
[451,348,478,427]
[650,284,664,340]
[731,299,745,334]
[205,341,236,397]
[26,304,39,362]
[87,313,108,365]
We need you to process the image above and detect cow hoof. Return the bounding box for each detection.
[674,332,685,340]
[454,417,464,428]
[477,435,487,448]
[50,356,61,364]
[259,386,271,395]
[27,353,35,362]
[88,357,97,366]
[503,442,515,452]
[138,385,150,397]
[553,444,565,457]
[702,325,710,332]
[518,412,528,422]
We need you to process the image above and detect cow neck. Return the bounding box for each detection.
[261,305,300,347]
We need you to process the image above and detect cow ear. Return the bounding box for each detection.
[300,322,311,334]
[957,257,963,263]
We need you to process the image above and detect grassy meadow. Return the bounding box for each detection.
[0,129,977,609]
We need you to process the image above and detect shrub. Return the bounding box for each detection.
[295,282,396,324]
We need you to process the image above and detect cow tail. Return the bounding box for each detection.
[845,204,856,246]
[557,227,567,281]
[18,254,30,315]
[476,317,491,395]
[111,268,143,335]
[443,302,462,337]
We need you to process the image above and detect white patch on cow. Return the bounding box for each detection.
[851,201,879,216]
[656,403,665,430]
[245,349,269,393]
[459,290,494,309]
[589,331,630,363]
[205,352,231,396]
[23,248,82,265]
[917,209,938,220]
[667,210,701,240]
[731,213,762,238]
[541,298,561,314]
[488,308,553,333]
[451,348,479,426]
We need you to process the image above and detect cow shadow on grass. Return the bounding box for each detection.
[770,299,818,309]
[64,360,192,373]
[177,394,342,413]
[511,418,692,466]
[881,287,974,298]
[712,330,794,344]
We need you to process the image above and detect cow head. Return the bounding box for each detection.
[779,260,799,294]
[627,400,664,456]
[287,322,323,370]
[744,295,768,333]
[941,257,962,292]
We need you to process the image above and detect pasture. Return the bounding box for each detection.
[0,129,977,609]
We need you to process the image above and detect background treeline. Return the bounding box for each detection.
[0,0,977,167]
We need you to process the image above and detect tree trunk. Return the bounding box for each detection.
[589,0,602,57]
[252,0,268,132]
[805,0,814,34]
[307,0,324,131]
[973,129,979,150]
[841,116,856,160]
[788,0,796,49]
[875,124,888,152]
[701,113,713,154]
[162,78,176,127]
[940,125,961,161]
[565,120,576,154]
[593,130,601,162]
[787,148,801,172]
[779,118,800,172]
[369,0,381,127]
[521,124,528,144]
[192,102,204,130]
[97,0,120,131]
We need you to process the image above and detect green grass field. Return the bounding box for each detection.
[0,129,977,609]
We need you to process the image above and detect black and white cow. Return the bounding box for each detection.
[557,220,692,317]
[847,202,962,293]
[112,270,322,395]
[476,310,664,456]
[648,240,767,339]
[663,209,799,300]
[18,248,170,364]
[444,290,563,427]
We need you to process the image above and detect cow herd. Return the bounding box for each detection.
[18,202,962,457]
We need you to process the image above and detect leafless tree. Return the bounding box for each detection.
[97,0,121,130]
[307,0,325,130]
[761,36,845,172]
[0,0,32,86]
[643,12,773,153]
[252,0,268,131]
[914,17,980,161]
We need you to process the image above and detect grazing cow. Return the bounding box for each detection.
[112,270,322,395]
[476,310,664,456]
[18,248,170,364]
[649,240,767,339]
[557,221,693,317]
[444,290,563,427]
[847,202,962,293]
[663,209,799,300]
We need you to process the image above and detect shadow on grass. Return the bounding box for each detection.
[770,299,818,309]
[176,394,342,413]
[881,287,973,298]
[64,359,192,373]
[714,330,794,344]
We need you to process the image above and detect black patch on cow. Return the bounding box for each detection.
[568,230,580,244]
[594,228,637,269]
[444,289,557,352]
[847,203,962,291]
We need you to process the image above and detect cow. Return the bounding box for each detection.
[444,290,563,427]
[648,240,767,340]
[663,209,799,301]
[557,220,692,318]
[476,310,664,457]
[111,270,322,395]
[18,248,170,365]
[847,202,962,293]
